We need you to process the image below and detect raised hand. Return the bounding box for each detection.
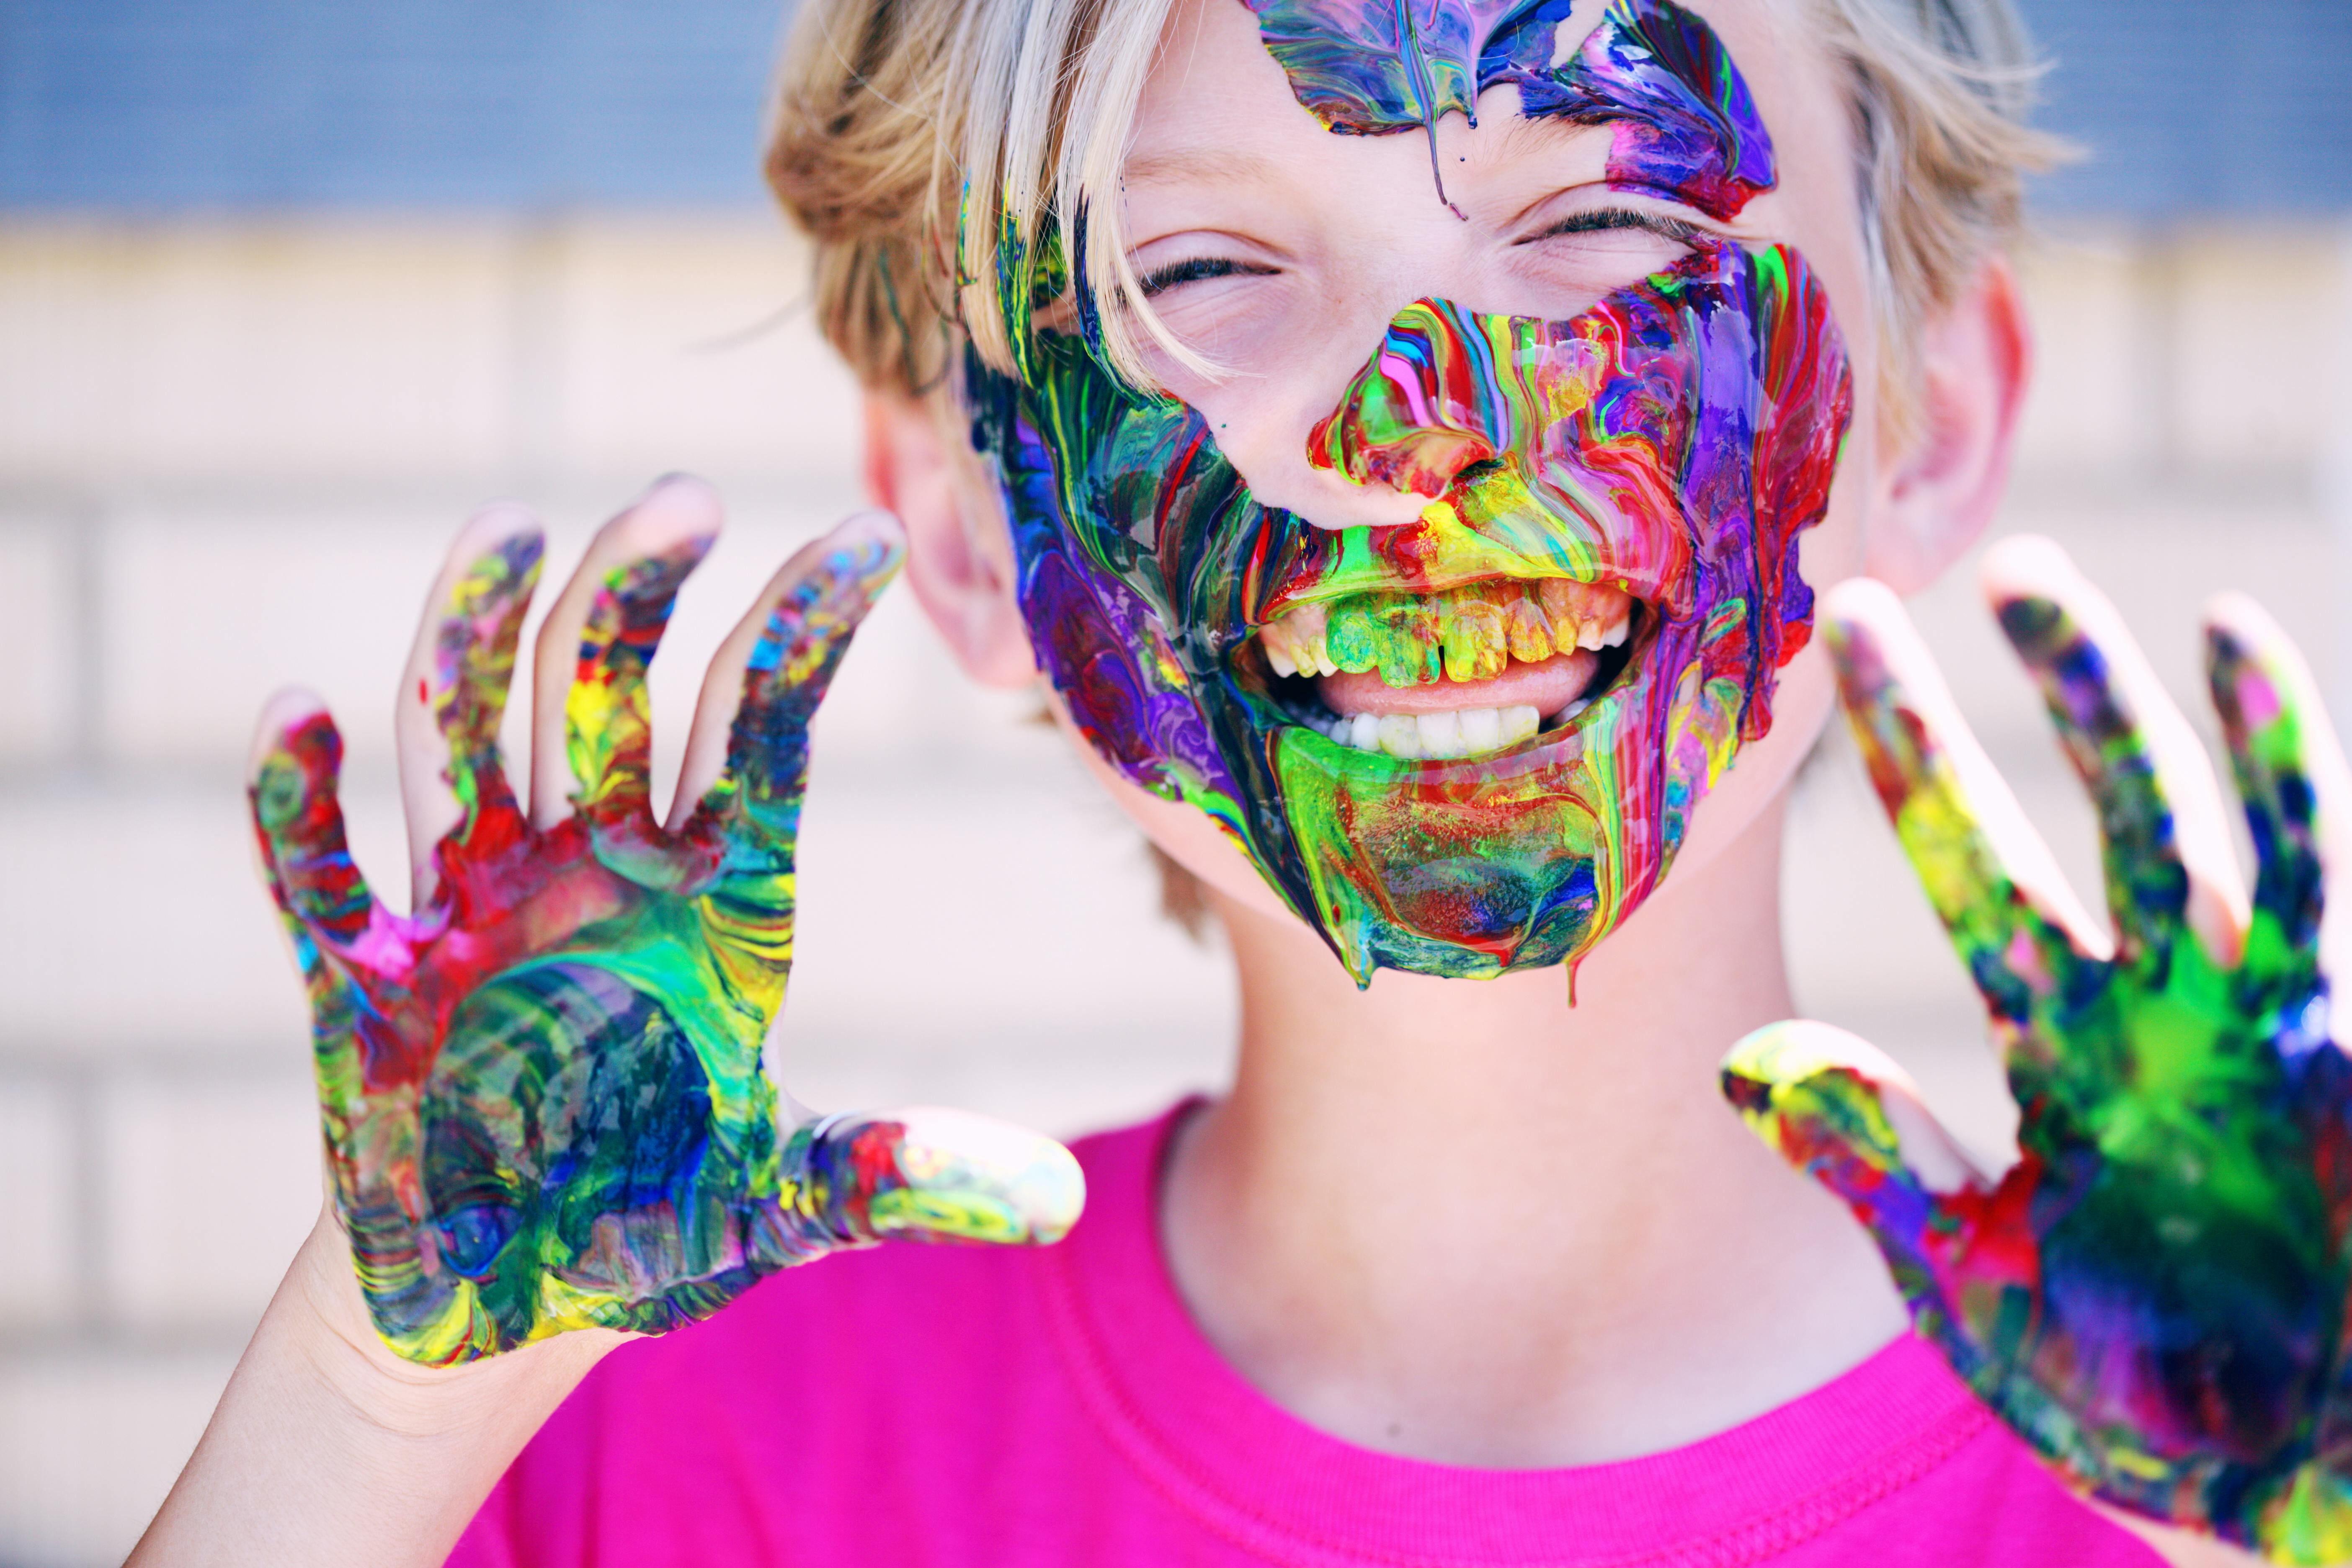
[1721,536,2352,1561]
[248,479,1083,1365]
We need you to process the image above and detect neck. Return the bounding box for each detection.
[1160,793,1908,1466]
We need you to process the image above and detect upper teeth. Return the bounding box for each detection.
[1260,579,1631,684]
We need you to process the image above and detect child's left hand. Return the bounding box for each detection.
[1721,537,2352,1564]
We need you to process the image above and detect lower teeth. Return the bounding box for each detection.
[1314,703,1547,760]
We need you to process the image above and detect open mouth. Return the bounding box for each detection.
[1243,577,1648,761]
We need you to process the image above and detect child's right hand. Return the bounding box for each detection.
[248,477,1083,1367]
[1720,539,2352,1563]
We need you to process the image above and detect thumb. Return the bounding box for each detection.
[763,1106,1086,1264]
[1722,1020,1992,1292]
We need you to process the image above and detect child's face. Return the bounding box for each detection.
[965,0,1876,981]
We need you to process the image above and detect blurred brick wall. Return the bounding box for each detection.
[0,214,1240,1567]
[0,217,2345,1564]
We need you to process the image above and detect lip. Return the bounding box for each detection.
[1230,594,1659,768]
[1255,547,1670,628]
[1318,649,1596,717]
[1246,470,1680,629]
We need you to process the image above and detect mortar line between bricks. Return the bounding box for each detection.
[0,1053,299,1082]
[0,1326,254,1362]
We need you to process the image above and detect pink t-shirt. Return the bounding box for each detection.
[449,1105,2160,1566]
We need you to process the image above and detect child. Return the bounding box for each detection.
[131,0,2349,1562]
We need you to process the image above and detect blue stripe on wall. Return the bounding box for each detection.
[2024,0,2352,217]
[0,0,789,207]
[0,0,2346,215]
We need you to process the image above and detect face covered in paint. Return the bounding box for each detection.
[965,0,1852,981]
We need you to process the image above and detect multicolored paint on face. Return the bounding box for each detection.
[1244,0,1772,220]
[1725,589,2352,1560]
[250,528,1080,1364]
[965,0,1850,980]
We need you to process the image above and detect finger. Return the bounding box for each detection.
[1724,1019,1993,1199]
[764,1106,1085,1260]
[1721,1021,2027,1344]
[395,504,544,905]
[2205,593,2352,991]
[250,688,383,946]
[1984,535,2250,968]
[564,544,710,853]
[1825,576,2105,1037]
[675,510,906,830]
[528,475,720,830]
[249,690,406,1107]
[669,515,902,991]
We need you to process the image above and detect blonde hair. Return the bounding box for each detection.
[765,0,2063,428]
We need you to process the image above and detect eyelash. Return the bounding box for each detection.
[1137,255,1279,298]
[1525,207,1702,246]
[1132,208,1697,301]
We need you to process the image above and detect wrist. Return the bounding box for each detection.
[280,1206,627,1438]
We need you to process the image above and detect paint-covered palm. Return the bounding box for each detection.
[1722,537,2352,1562]
[248,487,1082,1366]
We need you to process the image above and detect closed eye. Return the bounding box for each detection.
[1137,255,1280,298]
[1520,207,1702,247]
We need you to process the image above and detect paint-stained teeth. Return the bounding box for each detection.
[1259,579,1633,687]
[1261,601,1336,678]
[1538,579,1632,652]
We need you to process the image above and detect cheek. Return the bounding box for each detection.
[1662,322,1867,850]
[1043,690,1304,926]
[1654,371,1870,884]
[1156,348,1429,531]
[1669,636,1836,877]
[1793,431,1874,593]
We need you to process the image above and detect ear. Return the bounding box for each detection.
[1865,254,2032,595]
[863,392,1037,689]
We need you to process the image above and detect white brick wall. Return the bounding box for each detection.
[2171,232,2347,472]
[0,224,516,484]
[95,1074,323,1333]
[0,789,313,1056]
[0,1083,77,1332]
[0,217,863,492]
[2012,223,2345,480]
[2012,229,2147,474]
[0,515,77,765]
[0,215,2342,1564]
[0,1350,240,1568]
[544,216,865,481]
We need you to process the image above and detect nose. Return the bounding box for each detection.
[1310,300,1503,500]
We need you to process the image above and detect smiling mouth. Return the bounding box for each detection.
[1245,577,1648,761]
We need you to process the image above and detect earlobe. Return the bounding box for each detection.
[863,393,1039,689]
[1865,255,2033,596]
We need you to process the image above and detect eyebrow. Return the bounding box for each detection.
[1491,109,1610,165]
[1122,147,1282,188]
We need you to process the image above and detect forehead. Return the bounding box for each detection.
[1239,0,1777,218]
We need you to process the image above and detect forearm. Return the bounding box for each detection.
[128,1209,622,1568]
